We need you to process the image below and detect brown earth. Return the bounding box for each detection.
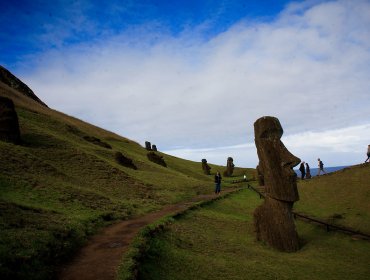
[58,189,239,280]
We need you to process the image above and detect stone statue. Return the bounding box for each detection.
[224,157,235,177]
[201,159,211,175]
[253,116,301,252]
[145,141,152,151]
[0,97,21,144]
[152,145,157,152]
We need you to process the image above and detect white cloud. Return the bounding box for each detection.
[20,0,370,167]
[164,123,370,167]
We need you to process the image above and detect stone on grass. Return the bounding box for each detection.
[0,96,21,144]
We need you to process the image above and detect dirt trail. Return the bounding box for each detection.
[58,189,238,280]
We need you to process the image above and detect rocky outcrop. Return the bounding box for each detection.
[0,97,21,144]
[147,152,167,167]
[0,65,47,107]
[253,116,300,252]
[201,159,211,175]
[83,136,112,149]
[114,152,137,170]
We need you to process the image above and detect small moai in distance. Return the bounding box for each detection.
[201,159,211,175]
[0,97,21,144]
[145,141,152,151]
[253,116,301,252]
[152,145,157,152]
[223,157,235,177]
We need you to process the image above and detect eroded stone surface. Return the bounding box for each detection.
[253,116,300,252]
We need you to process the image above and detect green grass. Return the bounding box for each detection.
[0,86,251,279]
[137,189,370,280]
[295,164,370,233]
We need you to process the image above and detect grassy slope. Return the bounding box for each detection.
[295,164,370,233]
[138,189,370,280]
[0,83,252,279]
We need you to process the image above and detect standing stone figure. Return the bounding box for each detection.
[201,159,211,175]
[152,145,157,152]
[253,116,301,252]
[0,97,21,144]
[223,157,234,177]
[145,141,152,151]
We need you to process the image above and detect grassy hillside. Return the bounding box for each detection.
[137,188,370,280]
[295,164,370,233]
[0,82,252,279]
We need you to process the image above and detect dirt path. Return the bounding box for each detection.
[58,189,239,280]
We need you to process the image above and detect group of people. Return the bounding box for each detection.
[298,158,327,180]
[214,145,370,193]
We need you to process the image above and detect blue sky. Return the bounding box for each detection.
[1,0,370,167]
[1,0,290,67]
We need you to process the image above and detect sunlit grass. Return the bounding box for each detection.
[138,189,370,280]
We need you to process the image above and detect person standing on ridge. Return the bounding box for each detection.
[214,171,222,194]
[317,158,326,176]
[299,162,306,180]
[305,162,311,179]
[365,145,370,163]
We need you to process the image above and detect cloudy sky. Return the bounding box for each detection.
[1,0,370,168]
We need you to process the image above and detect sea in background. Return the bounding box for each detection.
[294,166,348,177]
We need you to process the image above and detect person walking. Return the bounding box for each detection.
[299,162,306,180]
[214,171,222,194]
[317,158,326,176]
[305,162,311,179]
[365,145,370,163]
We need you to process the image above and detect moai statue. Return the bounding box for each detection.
[201,159,211,175]
[256,165,264,186]
[152,145,157,152]
[145,141,152,151]
[0,97,21,144]
[253,116,301,252]
[226,157,235,176]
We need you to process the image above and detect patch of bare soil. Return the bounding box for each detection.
[58,190,237,280]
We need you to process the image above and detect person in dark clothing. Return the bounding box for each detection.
[299,162,306,180]
[214,171,222,194]
[305,162,311,179]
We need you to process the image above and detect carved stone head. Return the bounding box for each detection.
[254,116,300,202]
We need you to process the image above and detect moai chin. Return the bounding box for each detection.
[253,116,301,252]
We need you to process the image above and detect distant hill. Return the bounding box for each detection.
[0,69,251,279]
[0,65,47,107]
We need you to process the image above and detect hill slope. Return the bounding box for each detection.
[0,79,252,279]
[295,163,370,233]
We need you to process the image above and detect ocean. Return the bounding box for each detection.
[294,165,348,177]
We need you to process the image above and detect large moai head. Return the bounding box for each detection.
[0,97,21,144]
[254,116,300,202]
